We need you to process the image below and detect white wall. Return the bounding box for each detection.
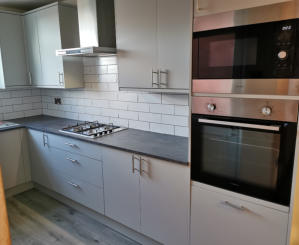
[41,57,189,137]
[0,88,42,120]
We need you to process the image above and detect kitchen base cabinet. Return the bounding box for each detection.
[0,129,30,189]
[28,130,104,214]
[191,183,289,245]
[140,156,190,245]
[103,147,190,245]
[102,147,141,232]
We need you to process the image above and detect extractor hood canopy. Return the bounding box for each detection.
[56,0,117,57]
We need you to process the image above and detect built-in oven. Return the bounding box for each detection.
[191,97,298,206]
[192,17,299,95]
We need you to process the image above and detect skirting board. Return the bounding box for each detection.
[34,183,161,245]
[5,182,34,198]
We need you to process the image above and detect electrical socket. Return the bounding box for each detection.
[54,98,62,105]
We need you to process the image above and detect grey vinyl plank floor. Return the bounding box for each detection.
[6,189,140,245]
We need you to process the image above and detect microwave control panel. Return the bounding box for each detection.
[274,21,296,76]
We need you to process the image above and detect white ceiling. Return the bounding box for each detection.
[0,0,76,12]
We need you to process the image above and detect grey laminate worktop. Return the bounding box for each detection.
[9,116,189,165]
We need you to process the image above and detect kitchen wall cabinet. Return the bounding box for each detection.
[102,147,190,245]
[191,182,289,245]
[28,130,104,214]
[194,0,292,17]
[0,11,29,89]
[23,3,83,89]
[0,129,31,189]
[115,0,192,93]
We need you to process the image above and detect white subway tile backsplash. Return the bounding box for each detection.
[1,57,189,138]
[129,120,150,131]
[162,94,189,106]
[150,123,174,135]
[175,126,189,137]
[150,104,174,115]
[128,102,149,112]
[162,115,188,126]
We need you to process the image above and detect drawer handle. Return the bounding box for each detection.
[66,157,79,164]
[67,181,81,189]
[65,142,78,148]
[132,155,140,174]
[222,201,248,211]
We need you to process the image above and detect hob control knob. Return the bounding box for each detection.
[278,50,287,60]
[207,103,216,112]
[262,106,272,116]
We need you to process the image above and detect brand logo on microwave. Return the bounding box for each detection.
[282,25,292,31]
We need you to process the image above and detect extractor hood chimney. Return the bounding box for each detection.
[56,0,117,56]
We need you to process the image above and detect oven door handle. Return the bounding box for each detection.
[198,119,280,132]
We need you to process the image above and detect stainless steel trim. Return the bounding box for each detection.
[222,201,247,211]
[192,79,299,96]
[192,97,298,122]
[198,118,280,131]
[66,157,79,164]
[67,181,81,189]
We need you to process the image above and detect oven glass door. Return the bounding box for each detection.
[191,114,297,206]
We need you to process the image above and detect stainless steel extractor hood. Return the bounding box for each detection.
[56,0,117,56]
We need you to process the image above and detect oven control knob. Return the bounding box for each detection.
[278,50,287,60]
[262,106,272,116]
[207,103,216,112]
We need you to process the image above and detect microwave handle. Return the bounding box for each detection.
[198,118,280,132]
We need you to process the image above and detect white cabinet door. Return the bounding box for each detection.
[23,13,43,86]
[194,0,291,17]
[102,147,141,231]
[36,5,64,87]
[0,129,28,189]
[0,12,28,88]
[115,0,157,89]
[157,0,192,90]
[140,156,190,245]
[191,185,289,245]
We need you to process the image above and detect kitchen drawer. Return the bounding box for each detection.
[33,168,104,214]
[44,147,103,188]
[191,184,289,245]
[46,132,102,160]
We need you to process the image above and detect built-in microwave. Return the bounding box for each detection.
[191,97,298,206]
[192,18,299,95]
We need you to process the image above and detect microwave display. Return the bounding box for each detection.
[192,19,298,79]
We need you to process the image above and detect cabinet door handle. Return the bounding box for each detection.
[65,142,77,148]
[152,69,159,87]
[58,72,64,86]
[66,157,79,164]
[67,181,81,189]
[222,201,248,211]
[132,155,140,173]
[159,69,168,87]
[28,72,32,86]
[43,133,48,147]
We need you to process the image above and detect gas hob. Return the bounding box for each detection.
[60,121,126,138]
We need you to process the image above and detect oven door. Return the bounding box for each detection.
[192,19,297,79]
[191,114,297,206]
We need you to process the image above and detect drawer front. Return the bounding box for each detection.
[33,168,104,214]
[45,147,103,187]
[46,132,102,160]
[191,186,289,245]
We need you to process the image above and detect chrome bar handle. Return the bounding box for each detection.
[159,69,168,87]
[28,72,32,86]
[198,118,280,132]
[222,201,247,211]
[65,142,77,148]
[58,72,64,86]
[152,69,159,87]
[66,157,79,164]
[67,181,81,189]
[132,155,140,173]
[42,133,48,147]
